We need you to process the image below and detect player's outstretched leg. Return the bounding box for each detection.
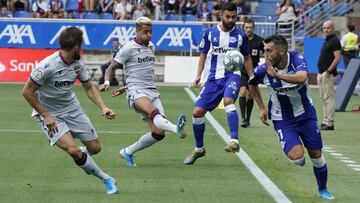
[119,132,165,167]
[151,109,187,138]
[176,114,187,138]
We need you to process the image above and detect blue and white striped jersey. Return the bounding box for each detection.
[249,51,315,121]
[199,24,250,80]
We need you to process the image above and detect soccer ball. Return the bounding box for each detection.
[223,50,244,72]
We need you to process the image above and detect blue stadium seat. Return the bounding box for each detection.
[82,12,99,19]
[65,0,78,11]
[14,11,30,18]
[333,3,350,16]
[164,14,179,21]
[182,14,197,22]
[99,12,113,20]
[72,11,80,19]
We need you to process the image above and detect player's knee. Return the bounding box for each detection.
[151,132,165,141]
[289,156,306,166]
[192,107,206,117]
[89,145,101,155]
[224,104,236,113]
[311,155,326,168]
[67,147,83,159]
[192,117,205,125]
[150,109,161,121]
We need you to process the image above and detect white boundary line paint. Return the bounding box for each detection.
[322,145,360,173]
[184,88,291,203]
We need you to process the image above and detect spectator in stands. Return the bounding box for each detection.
[132,3,147,19]
[81,0,96,11]
[181,0,197,16]
[235,0,248,22]
[164,0,180,14]
[32,0,52,18]
[1,5,12,17]
[114,0,133,20]
[143,0,154,19]
[0,0,10,10]
[99,0,114,13]
[12,0,28,12]
[198,0,211,22]
[275,0,299,23]
[306,0,320,29]
[99,39,122,86]
[317,20,341,131]
[211,0,223,21]
[341,24,359,68]
[50,0,64,18]
[152,0,161,20]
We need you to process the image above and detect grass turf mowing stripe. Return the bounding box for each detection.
[184,87,291,203]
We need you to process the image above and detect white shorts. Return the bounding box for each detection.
[34,108,98,146]
[126,88,165,116]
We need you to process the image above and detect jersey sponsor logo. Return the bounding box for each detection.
[50,26,90,45]
[212,47,231,54]
[273,84,302,94]
[10,59,39,72]
[138,56,155,63]
[54,80,74,87]
[156,27,192,47]
[0,61,5,72]
[0,24,36,44]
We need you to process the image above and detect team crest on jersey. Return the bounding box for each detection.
[32,69,44,80]
[148,45,155,52]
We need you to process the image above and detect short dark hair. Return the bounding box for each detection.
[59,27,83,51]
[243,18,255,27]
[348,24,355,32]
[264,34,288,50]
[221,2,237,12]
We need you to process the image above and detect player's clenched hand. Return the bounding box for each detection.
[259,107,269,126]
[112,86,127,97]
[99,83,109,92]
[43,114,58,138]
[102,107,115,119]
[193,77,201,88]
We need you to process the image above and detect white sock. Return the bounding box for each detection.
[80,154,110,181]
[153,114,177,133]
[80,146,94,156]
[195,147,204,153]
[126,132,159,155]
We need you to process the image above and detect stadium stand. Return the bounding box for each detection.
[82,11,98,19]
[99,12,113,19]
[14,10,31,18]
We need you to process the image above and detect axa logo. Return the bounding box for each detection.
[156,27,192,47]
[0,61,5,72]
[0,24,36,44]
[50,26,90,45]
[103,27,136,46]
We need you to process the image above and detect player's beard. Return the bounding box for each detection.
[73,52,81,60]
[222,20,235,31]
[271,54,281,68]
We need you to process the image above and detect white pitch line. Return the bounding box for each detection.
[353,168,360,171]
[184,88,291,203]
[341,160,356,164]
[329,153,343,156]
[347,164,360,168]
[334,157,350,160]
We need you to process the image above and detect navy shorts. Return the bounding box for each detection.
[240,70,249,87]
[195,73,240,111]
[273,117,323,155]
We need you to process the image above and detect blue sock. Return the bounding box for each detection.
[313,164,328,191]
[227,110,239,140]
[193,122,205,148]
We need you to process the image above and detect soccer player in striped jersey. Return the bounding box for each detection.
[22,27,118,194]
[184,2,253,165]
[249,34,335,200]
[99,17,187,167]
